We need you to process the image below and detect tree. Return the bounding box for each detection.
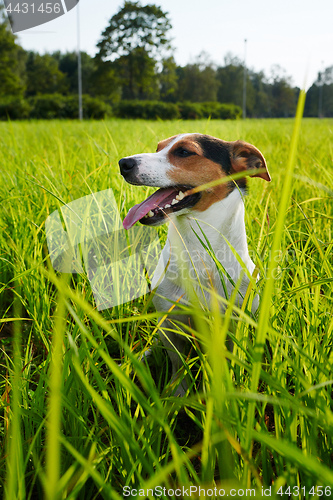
[54,50,122,101]
[26,52,68,96]
[305,65,333,118]
[250,71,271,117]
[0,5,26,97]
[159,56,178,102]
[114,47,159,100]
[216,54,255,115]
[56,51,96,95]
[267,65,297,117]
[89,60,122,102]
[177,52,220,102]
[96,1,172,99]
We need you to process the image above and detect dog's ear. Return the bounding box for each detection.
[229,140,271,182]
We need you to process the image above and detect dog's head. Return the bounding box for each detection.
[119,133,270,229]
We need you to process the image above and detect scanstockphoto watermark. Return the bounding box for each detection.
[4,0,80,33]
[156,247,297,283]
[46,189,258,311]
[122,485,261,497]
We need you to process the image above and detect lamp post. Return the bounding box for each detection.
[242,38,247,119]
[77,1,83,120]
[318,61,324,119]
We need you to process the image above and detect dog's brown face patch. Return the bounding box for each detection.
[156,136,178,152]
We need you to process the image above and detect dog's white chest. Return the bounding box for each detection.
[152,192,256,313]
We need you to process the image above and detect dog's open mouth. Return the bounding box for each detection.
[123,185,201,229]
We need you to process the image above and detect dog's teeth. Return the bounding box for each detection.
[164,204,171,208]
[171,199,179,205]
[148,210,154,217]
[177,191,185,200]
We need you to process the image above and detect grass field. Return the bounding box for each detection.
[0,114,333,499]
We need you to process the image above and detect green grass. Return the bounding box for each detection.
[0,114,333,499]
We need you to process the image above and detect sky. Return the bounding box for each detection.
[8,0,333,89]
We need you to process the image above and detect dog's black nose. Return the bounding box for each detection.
[119,157,137,176]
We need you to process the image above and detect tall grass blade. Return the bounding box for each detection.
[243,90,307,482]
[5,283,26,500]
[44,276,69,500]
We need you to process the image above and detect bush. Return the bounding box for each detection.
[29,94,66,119]
[214,103,242,120]
[175,101,241,120]
[115,100,180,120]
[176,101,203,120]
[0,96,31,120]
[189,101,242,120]
[28,94,111,119]
[63,95,111,119]
[0,95,241,121]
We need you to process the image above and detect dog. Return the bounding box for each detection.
[119,133,270,395]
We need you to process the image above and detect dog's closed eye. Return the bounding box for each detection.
[173,147,197,158]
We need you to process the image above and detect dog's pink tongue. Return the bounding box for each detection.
[123,187,176,229]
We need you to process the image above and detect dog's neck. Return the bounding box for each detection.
[163,189,255,295]
[170,189,252,261]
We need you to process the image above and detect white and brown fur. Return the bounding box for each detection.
[119,133,270,395]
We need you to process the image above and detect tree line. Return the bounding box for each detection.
[0,1,332,119]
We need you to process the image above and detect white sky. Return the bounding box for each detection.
[11,0,333,89]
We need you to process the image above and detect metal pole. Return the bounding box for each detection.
[318,61,324,119]
[77,1,83,120]
[242,39,247,119]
